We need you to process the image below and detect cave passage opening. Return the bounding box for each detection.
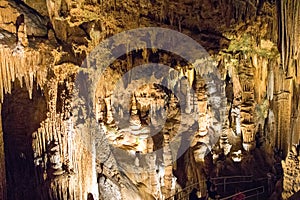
[1,79,47,200]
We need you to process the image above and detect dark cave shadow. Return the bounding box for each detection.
[2,79,47,200]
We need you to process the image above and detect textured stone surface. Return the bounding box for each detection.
[0,0,299,200]
[282,144,300,199]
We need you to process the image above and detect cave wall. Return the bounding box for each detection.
[0,0,299,199]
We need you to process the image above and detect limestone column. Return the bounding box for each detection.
[104,96,115,126]
[241,125,256,151]
[96,98,106,123]
[163,132,173,198]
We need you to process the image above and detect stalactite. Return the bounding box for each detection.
[0,45,48,102]
[267,69,274,100]
[1,55,8,97]
[28,77,81,199]
[0,59,4,102]
[5,56,11,94]
[32,112,80,199]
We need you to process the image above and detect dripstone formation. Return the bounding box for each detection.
[0,0,299,200]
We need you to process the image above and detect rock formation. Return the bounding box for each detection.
[0,0,299,200]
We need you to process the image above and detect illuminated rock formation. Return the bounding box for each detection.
[282,144,300,199]
[0,0,300,200]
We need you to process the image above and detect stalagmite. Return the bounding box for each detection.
[129,94,141,130]
[105,96,115,125]
[219,133,232,155]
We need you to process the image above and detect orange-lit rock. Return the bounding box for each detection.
[0,0,300,200]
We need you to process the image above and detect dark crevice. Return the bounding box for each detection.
[2,79,47,200]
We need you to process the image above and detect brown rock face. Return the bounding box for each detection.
[282,144,300,199]
[0,0,300,200]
